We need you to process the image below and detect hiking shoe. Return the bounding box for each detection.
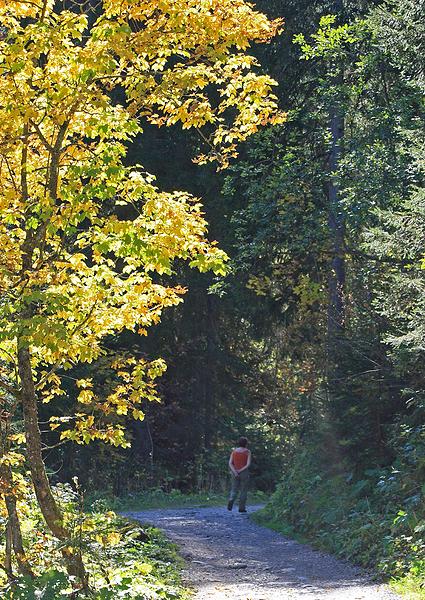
[238,509,247,513]
[227,500,234,511]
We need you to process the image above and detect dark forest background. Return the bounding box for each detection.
[41,0,424,581]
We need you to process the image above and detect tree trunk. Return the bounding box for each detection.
[326,0,346,372]
[18,347,68,540]
[1,463,34,578]
[327,109,346,350]
[203,295,215,451]
[16,103,88,586]
[17,346,88,586]
[5,520,13,580]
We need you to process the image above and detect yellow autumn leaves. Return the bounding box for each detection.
[0,0,283,448]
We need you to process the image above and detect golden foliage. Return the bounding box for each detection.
[0,0,283,446]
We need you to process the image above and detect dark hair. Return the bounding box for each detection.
[238,437,248,447]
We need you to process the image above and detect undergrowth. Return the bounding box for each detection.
[254,439,425,600]
[0,484,190,599]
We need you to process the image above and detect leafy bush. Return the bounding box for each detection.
[0,484,189,599]
[255,420,425,595]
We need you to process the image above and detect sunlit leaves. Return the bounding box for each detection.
[294,15,364,61]
[0,0,281,449]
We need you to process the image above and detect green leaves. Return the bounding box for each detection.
[4,570,70,599]
[294,15,365,61]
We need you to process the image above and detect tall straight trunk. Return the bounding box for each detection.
[203,295,215,451]
[326,0,346,359]
[326,0,346,393]
[327,109,346,349]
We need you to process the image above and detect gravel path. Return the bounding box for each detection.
[126,505,401,600]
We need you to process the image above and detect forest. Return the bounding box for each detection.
[0,0,424,598]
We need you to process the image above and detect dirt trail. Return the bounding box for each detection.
[126,505,401,600]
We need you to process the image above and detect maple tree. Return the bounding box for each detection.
[0,0,283,584]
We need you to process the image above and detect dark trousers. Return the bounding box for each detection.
[229,470,249,510]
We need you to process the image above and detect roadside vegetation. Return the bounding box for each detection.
[88,489,269,513]
[0,483,190,599]
[254,434,425,599]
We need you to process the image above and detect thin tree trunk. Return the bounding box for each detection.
[327,109,346,349]
[5,521,13,580]
[1,463,34,578]
[17,346,88,586]
[17,108,88,586]
[18,347,68,540]
[203,295,215,451]
[326,0,346,372]
[145,417,154,473]
[1,408,32,578]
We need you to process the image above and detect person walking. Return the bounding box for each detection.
[227,436,251,513]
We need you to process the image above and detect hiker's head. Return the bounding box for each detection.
[238,437,248,448]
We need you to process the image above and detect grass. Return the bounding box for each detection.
[87,488,270,512]
[250,506,310,543]
[390,573,425,599]
[253,507,425,600]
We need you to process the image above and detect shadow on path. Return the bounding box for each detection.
[126,505,401,600]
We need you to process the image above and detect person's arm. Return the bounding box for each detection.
[228,452,238,476]
[237,450,251,473]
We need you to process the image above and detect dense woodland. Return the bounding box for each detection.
[0,0,424,597]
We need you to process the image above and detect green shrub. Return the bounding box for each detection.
[256,435,425,593]
[0,485,190,599]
